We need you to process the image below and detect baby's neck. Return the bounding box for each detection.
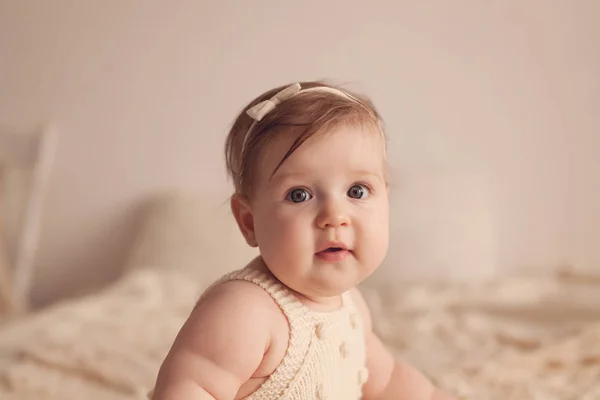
[249,257,344,312]
[294,291,344,312]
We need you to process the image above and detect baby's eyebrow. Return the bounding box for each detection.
[269,169,385,185]
[269,171,306,185]
[347,169,386,183]
[351,169,382,178]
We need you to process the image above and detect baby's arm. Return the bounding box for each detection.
[351,288,457,400]
[151,281,275,400]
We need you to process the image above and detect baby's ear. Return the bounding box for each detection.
[230,194,258,247]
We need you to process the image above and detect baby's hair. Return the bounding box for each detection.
[224,81,385,197]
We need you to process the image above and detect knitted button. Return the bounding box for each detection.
[358,367,369,385]
[339,342,349,358]
[315,322,328,339]
[350,312,360,329]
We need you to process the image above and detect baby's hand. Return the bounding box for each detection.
[150,281,277,400]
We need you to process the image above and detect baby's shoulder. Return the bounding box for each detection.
[183,277,290,345]
[193,278,285,324]
[156,280,289,398]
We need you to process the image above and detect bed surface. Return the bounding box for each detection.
[0,266,598,400]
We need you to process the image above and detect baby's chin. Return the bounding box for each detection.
[266,259,373,296]
[304,272,363,297]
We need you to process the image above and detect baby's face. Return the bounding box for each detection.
[249,125,389,300]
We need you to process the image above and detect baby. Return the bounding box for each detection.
[151,82,456,399]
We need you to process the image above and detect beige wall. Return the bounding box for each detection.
[1,1,598,306]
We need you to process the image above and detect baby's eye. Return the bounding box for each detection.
[347,184,369,199]
[286,188,312,203]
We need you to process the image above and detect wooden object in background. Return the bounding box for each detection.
[0,125,57,317]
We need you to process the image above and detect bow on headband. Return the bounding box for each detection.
[246,83,302,121]
[245,83,358,122]
[241,83,361,153]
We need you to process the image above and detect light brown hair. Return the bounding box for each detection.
[224,81,385,197]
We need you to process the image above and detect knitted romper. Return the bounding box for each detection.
[212,266,370,400]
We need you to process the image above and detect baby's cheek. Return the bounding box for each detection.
[363,216,389,263]
[265,216,304,248]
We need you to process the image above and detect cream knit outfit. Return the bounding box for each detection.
[213,266,369,400]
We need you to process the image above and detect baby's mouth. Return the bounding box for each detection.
[315,245,351,262]
[323,247,344,253]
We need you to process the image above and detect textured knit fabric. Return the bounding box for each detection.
[212,266,369,400]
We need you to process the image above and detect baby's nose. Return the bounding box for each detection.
[316,200,350,229]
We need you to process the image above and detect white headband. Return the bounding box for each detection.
[241,83,360,153]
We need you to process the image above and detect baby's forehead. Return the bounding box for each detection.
[267,130,385,177]
[291,126,384,157]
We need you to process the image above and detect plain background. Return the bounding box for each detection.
[1,1,598,306]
